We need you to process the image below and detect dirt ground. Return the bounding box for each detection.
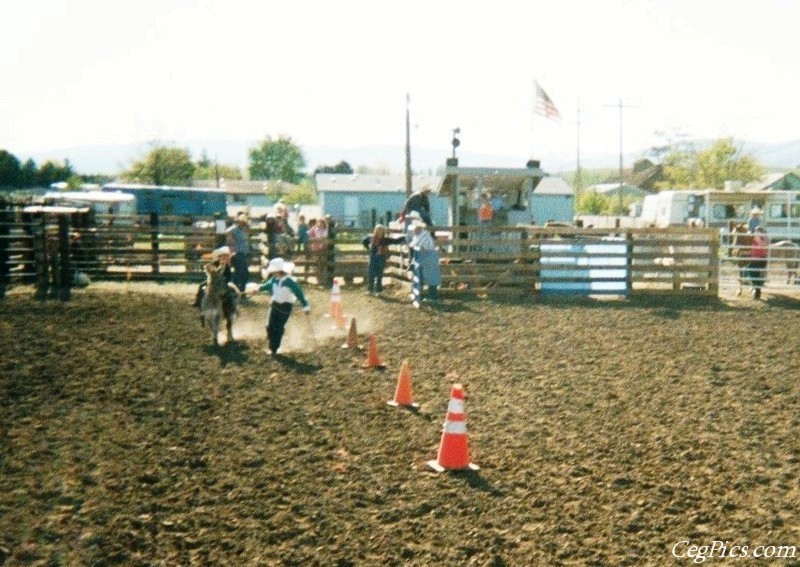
[1,282,799,566]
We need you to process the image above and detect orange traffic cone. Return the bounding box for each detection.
[341,318,360,349]
[328,278,342,318]
[427,383,479,472]
[387,359,418,408]
[334,304,347,329]
[362,334,386,369]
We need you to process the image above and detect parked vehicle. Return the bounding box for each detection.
[102,183,227,217]
[638,189,800,238]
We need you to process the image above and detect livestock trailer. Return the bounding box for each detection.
[102,183,227,217]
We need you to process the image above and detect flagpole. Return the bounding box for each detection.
[531,79,537,160]
[405,92,412,198]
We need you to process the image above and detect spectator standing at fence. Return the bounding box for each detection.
[409,221,441,307]
[265,204,295,260]
[248,257,310,355]
[478,192,493,227]
[399,186,432,227]
[308,217,328,285]
[324,215,337,288]
[296,215,309,252]
[747,207,762,233]
[226,212,251,293]
[749,225,768,300]
[362,224,405,295]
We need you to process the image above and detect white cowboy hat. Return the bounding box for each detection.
[211,245,232,259]
[750,207,762,215]
[265,257,294,275]
[407,210,422,220]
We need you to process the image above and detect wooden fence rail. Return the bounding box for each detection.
[0,205,719,300]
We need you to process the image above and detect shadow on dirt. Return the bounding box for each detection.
[453,469,504,497]
[275,354,323,375]
[203,341,251,367]
[761,294,800,310]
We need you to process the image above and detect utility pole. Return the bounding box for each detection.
[405,92,412,198]
[575,100,583,195]
[605,98,638,214]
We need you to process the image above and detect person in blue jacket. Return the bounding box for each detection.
[249,257,310,355]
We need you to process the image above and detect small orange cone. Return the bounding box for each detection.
[341,318,360,349]
[362,334,386,369]
[334,304,347,329]
[387,359,418,408]
[427,383,479,472]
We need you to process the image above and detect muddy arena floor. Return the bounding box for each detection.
[1,282,799,566]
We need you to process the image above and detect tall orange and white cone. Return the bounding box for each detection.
[362,334,386,369]
[328,278,342,317]
[387,359,418,408]
[328,279,346,329]
[427,383,479,472]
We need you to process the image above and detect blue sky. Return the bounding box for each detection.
[3,0,799,169]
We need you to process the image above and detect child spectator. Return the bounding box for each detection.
[362,224,405,295]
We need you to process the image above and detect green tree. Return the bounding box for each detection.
[576,190,612,215]
[313,160,353,175]
[248,135,306,183]
[194,163,243,182]
[654,137,764,190]
[0,150,21,189]
[281,179,318,206]
[19,159,38,188]
[695,139,763,189]
[37,159,74,187]
[122,144,195,185]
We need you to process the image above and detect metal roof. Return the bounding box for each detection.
[534,176,574,195]
[437,164,546,197]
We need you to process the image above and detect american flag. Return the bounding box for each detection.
[534,81,562,121]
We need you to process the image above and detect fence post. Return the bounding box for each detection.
[57,214,71,301]
[0,198,10,299]
[708,229,719,296]
[150,212,161,282]
[626,232,634,297]
[33,214,49,300]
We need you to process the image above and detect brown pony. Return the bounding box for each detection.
[770,240,800,284]
[200,262,240,345]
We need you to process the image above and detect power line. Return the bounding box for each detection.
[605,98,638,213]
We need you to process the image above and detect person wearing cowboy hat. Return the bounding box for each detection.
[408,220,441,307]
[249,257,310,355]
[191,245,233,308]
[399,186,433,228]
[227,212,251,292]
[747,206,763,233]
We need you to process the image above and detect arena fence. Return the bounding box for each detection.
[0,204,720,300]
[385,225,719,297]
[718,228,800,297]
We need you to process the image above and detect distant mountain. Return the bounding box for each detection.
[18,138,800,177]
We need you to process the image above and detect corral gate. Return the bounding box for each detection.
[718,228,800,296]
